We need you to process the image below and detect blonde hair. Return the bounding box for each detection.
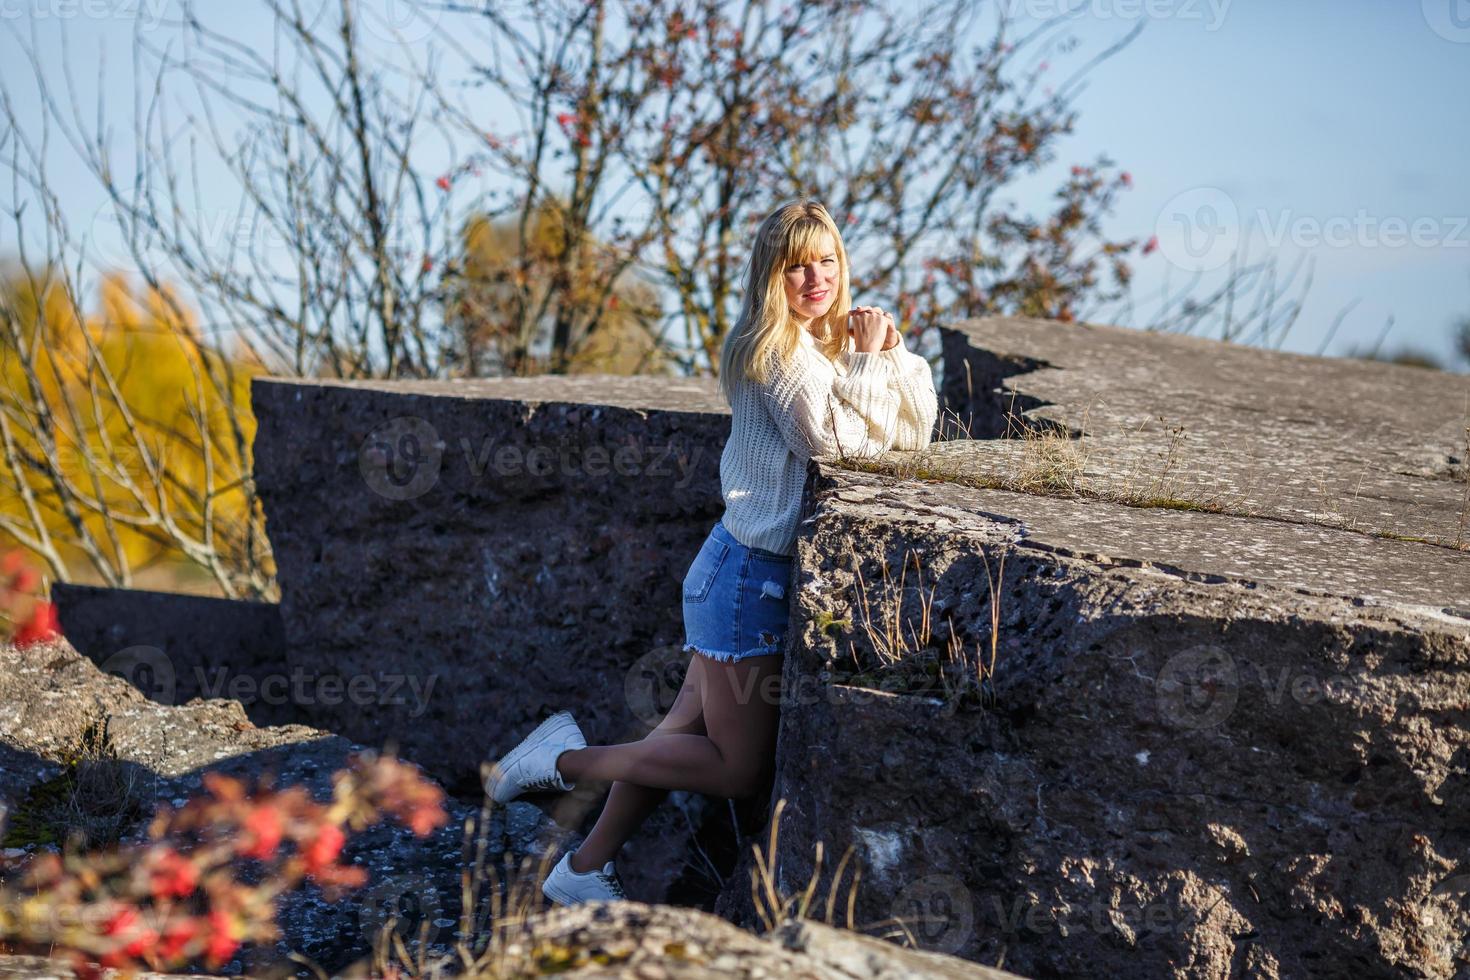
[718,200,852,405]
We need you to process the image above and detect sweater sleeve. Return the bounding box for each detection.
[756,345,901,460]
[879,344,940,450]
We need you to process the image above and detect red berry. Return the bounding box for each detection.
[13,601,60,647]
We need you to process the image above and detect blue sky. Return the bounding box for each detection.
[1003,0,1470,365]
[2,0,1467,368]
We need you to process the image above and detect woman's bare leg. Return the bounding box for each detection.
[569,657,708,872]
[556,651,785,801]
[697,651,784,794]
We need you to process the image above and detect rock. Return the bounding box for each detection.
[936,315,1469,548]
[52,582,298,729]
[249,373,735,906]
[470,900,1020,978]
[708,452,1470,978]
[0,954,230,978]
[0,900,1018,979]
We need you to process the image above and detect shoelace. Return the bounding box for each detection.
[522,772,564,792]
[596,873,626,899]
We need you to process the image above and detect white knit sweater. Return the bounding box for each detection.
[718,328,940,557]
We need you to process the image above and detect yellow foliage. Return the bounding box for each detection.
[0,269,272,592]
[452,204,671,376]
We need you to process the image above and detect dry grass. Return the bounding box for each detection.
[747,798,921,948]
[842,386,1238,519]
[345,790,652,979]
[1455,412,1470,550]
[1004,400,1091,496]
[0,716,151,851]
[347,789,917,977]
[843,380,1470,551]
[836,544,1004,712]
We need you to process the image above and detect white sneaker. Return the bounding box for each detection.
[542,851,627,906]
[482,710,587,804]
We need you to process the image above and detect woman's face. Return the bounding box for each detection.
[782,233,839,325]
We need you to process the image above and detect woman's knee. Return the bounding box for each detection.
[718,753,772,800]
[706,723,778,797]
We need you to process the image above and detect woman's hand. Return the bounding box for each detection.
[847,306,897,353]
[880,314,900,351]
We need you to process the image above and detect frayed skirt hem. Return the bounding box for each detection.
[682,641,783,663]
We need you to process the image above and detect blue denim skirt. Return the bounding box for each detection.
[682,519,794,663]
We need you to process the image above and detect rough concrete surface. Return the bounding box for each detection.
[249,374,729,792]
[710,463,1469,979]
[937,316,1470,548]
[473,899,1023,979]
[856,438,1470,615]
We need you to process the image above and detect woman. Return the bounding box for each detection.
[483,199,940,905]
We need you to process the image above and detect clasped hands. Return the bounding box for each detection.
[846,306,901,354]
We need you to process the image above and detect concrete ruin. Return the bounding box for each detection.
[14,316,1469,977]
